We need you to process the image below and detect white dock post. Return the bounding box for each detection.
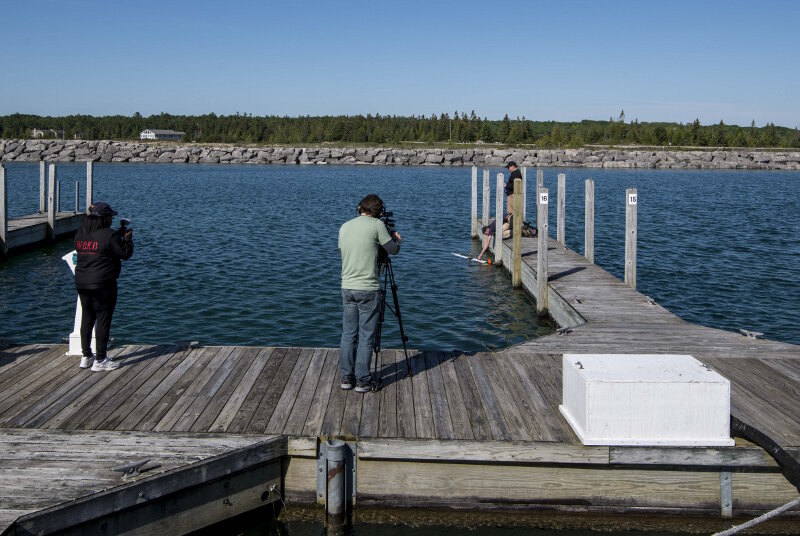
[557,173,566,246]
[86,161,94,214]
[585,178,595,263]
[0,164,7,255]
[495,173,504,266]
[75,181,80,212]
[471,166,477,237]
[39,160,46,213]
[512,178,523,288]
[625,188,638,289]
[48,164,56,240]
[62,250,96,355]
[537,187,549,316]
[482,169,490,227]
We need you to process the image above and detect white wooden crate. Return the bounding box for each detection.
[558,354,734,446]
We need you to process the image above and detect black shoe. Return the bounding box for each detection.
[341,376,355,390]
[355,381,372,393]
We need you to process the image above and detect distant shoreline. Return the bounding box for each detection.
[2,139,799,169]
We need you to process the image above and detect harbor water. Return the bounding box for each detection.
[1,163,799,351]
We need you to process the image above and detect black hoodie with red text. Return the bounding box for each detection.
[74,228,134,290]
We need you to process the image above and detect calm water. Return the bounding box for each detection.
[0,162,552,351]
[1,163,798,350]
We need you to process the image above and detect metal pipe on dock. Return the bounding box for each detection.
[324,439,346,523]
[75,181,80,212]
[56,181,61,214]
[86,161,94,214]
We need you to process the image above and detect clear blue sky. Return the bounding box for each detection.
[3,0,799,128]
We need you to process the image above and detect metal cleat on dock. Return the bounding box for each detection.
[112,459,160,479]
[739,329,763,340]
[557,327,573,336]
[644,295,656,305]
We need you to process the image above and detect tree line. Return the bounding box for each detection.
[2,111,798,149]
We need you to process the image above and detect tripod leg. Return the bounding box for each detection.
[386,263,412,377]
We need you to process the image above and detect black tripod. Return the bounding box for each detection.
[371,252,411,392]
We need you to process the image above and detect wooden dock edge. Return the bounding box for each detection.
[4,435,287,536]
[471,219,585,329]
[282,436,800,522]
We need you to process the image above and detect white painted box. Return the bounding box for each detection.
[558,354,734,446]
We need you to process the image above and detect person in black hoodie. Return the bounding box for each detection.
[504,161,522,214]
[74,202,134,371]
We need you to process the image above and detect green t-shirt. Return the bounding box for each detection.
[339,216,392,290]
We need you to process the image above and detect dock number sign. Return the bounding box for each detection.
[628,193,637,205]
[539,192,549,205]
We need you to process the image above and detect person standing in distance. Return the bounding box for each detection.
[74,202,134,371]
[505,161,522,214]
[338,194,402,393]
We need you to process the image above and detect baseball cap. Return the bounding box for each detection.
[505,161,518,169]
[89,202,118,217]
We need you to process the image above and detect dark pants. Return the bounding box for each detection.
[77,284,117,360]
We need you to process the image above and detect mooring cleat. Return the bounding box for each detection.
[557,327,572,336]
[739,329,763,340]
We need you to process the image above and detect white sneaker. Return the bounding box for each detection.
[79,356,93,369]
[91,359,120,371]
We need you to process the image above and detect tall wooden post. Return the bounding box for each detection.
[536,169,543,200]
[75,181,80,212]
[494,173,504,266]
[585,178,595,263]
[0,164,7,255]
[537,188,549,316]
[47,164,56,239]
[482,169,490,227]
[39,161,46,213]
[522,167,527,222]
[557,173,566,246]
[625,188,638,289]
[512,178,523,287]
[86,161,94,215]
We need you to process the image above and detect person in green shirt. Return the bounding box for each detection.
[338,194,402,392]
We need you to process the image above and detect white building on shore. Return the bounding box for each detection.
[140,129,185,141]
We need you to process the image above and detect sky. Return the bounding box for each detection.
[2,0,799,128]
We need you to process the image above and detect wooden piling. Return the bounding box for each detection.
[39,161,46,213]
[48,164,56,240]
[512,178,523,288]
[536,169,543,199]
[625,188,638,289]
[75,181,80,213]
[482,169,490,227]
[0,164,7,255]
[86,161,94,214]
[537,188,549,316]
[585,178,595,263]
[471,166,477,238]
[495,173,504,266]
[522,167,527,222]
[557,173,566,246]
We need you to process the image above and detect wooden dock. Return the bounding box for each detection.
[1,161,89,256]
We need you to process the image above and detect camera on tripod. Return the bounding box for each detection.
[379,203,396,234]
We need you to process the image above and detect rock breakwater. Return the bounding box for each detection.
[2,139,799,169]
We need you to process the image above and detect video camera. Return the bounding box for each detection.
[116,218,132,241]
[379,203,396,235]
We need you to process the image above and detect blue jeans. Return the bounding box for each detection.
[340,288,381,384]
